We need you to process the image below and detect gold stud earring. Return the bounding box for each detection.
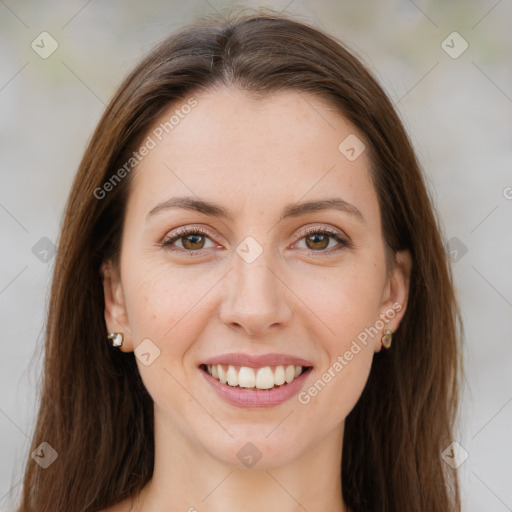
[381,329,393,349]
[107,332,124,348]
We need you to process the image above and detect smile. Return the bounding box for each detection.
[201,363,310,390]
[199,363,313,408]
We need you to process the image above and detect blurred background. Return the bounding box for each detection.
[0,0,511,510]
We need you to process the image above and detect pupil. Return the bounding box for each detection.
[185,234,204,249]
[307,234,328,250]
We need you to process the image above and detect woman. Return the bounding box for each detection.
[16,9,463,512]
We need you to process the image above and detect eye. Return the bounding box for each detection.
[161,226,219,253]
[160,225,352,256]
[293,227,352,256]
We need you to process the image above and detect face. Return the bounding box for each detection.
[102,87,411,469]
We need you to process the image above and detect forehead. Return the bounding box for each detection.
[127,87,379,227]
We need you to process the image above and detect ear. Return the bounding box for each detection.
[375,249,412,352]
[100,261,133,353]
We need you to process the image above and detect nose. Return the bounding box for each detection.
[219,250,293,337]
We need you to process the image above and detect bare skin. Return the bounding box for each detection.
[101,87,411,512]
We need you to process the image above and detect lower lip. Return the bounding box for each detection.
[200,367,313,408]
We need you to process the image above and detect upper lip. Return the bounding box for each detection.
[201,353,314,368]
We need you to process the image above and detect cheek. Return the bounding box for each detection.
[120,262,213,413]
[291,258,384,413]
[122,259,218,352]
[309,346,374,425]
[293,258,386,346]
[297,276,377,422]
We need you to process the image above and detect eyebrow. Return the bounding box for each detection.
[147,196,364,223]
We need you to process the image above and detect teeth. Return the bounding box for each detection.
[274,365,285,385]
[255,367,274,389]
[218,364,227,384]
[238,366,255,388]
[226,365,238,386]
[285,365,295,383]
[205,364,305,389]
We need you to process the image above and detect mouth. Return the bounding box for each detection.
[199,363,314,391]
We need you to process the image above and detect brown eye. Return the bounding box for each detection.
[294,228,351,255]
[162,227,216,252]
[305,233,330,251]
[181,233,206,250]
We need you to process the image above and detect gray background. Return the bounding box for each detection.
[1,0,511,510]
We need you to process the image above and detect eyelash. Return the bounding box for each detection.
[160,226,352,257]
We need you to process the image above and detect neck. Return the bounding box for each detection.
[132,406,348,511]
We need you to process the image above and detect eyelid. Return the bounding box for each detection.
[292,225,353,252]
[161,223,352,253]
[162,224,223,243]
[294,224,347,240]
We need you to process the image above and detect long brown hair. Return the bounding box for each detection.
[15,8,463,511]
